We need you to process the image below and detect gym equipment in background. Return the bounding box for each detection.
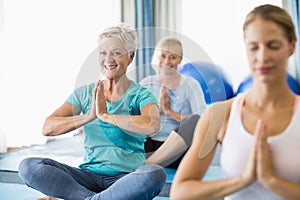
[178,61,235,105]
[236,73,300,95]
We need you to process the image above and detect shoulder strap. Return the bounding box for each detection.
[293,95,300,113]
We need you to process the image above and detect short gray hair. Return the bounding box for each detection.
[98,23,139,54]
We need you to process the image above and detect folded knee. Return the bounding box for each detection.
[18,157,47,183]
[148,164,166,181]
[137,164,166,197]
[19,157,34,177]
[137,164,166,184]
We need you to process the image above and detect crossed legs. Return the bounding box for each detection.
[19,157,166,200]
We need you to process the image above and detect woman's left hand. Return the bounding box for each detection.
[255,120,276,186]
[96,80,108,120]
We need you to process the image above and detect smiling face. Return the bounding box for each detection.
[158,45,182,75]
[159,50,182,74]
[244,17,295,84]
[98,37,133,80]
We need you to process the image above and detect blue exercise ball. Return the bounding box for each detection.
[178,61,234,105]
[236,73,300,95]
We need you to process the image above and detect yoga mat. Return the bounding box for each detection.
[0,136,84,171]
[0,183,45,200]
[164,165,223,184]
[0,182,169,200]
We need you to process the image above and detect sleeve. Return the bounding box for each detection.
[136,85,158,110]
[65,84,93,113]
[187,77,207,115]
[66,89,82,112]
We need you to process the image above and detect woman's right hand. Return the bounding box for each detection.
[240,139,257,187]
[95,80,108,120]
[87,81,99,121]
[240,119,264,186]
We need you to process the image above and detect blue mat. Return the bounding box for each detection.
[0,136,84,171]
[0,182,169,200]
[165,168,177,184]
[164,165,223,184]
[164,144,222,184]
[0,183,45,200]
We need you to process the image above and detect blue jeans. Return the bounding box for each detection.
[18,157,166,200]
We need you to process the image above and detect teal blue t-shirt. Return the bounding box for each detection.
[66,81,158,174]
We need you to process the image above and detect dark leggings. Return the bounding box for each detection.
[145,114,200,168]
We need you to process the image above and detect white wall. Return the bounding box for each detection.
[2,0,120,147]
[182,0,283,91]
[0,0,6,152]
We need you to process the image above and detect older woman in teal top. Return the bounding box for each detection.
[18,23,166,200]
[69,81,157,174]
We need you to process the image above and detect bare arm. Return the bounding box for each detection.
[263,178,300,200]
[43,85,98,136]
[170,100,254,200]
[42,102,95,136]
[99,104,160,135]
[146,130,187,166]
[164,109,186,122]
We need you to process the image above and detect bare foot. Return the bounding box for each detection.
[38,196,58,200]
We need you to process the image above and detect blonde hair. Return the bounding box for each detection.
[243,4,297,43]
[151,37,183,73]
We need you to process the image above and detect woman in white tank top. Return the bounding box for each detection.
[171,4,300,200]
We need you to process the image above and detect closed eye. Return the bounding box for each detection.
[268,41,282,50]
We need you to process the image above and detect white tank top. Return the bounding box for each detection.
[220,94,300,200]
